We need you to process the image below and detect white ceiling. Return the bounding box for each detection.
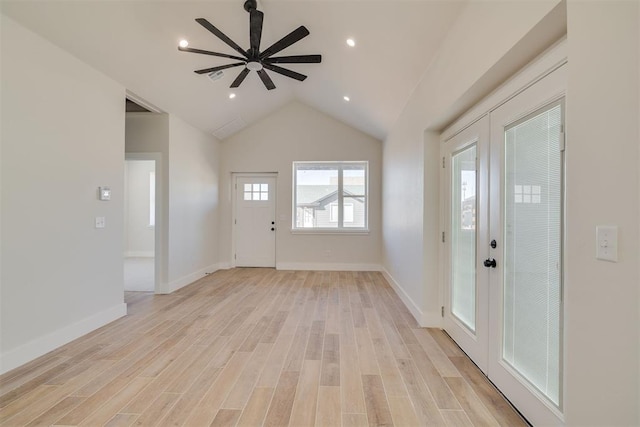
[1,0,466,141]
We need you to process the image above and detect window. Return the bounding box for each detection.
[244,183,269,201]
[293,161,368,231]
[149,171,156,227]
[329,202,354,223]
[514,184,541,204]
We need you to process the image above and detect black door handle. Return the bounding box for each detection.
[271,227,275,231]
[483,258,497,268]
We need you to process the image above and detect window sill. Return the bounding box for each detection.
[291,228,370,235]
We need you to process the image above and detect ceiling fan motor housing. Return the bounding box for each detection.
[244,0,257,13]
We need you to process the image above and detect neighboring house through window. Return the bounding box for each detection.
[293,161,368,231]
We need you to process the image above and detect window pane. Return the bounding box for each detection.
[244,184,252,191]
[344,166,366,196]
[295,167,338,228]
[244,192,252,201]
[260,192,268,201]
[253,184,260,191]
[261,184,268,192]
[451,145,477,331]
[503,104,562,405]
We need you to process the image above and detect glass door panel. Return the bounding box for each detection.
[451,145,477,331]
[503,103,562,405]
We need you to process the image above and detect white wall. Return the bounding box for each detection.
[124,160,155,256]
[564,1,639,424]
[220,101,382,270]
[166,115,221,290]
[382,0,562,325]
[0,15,127,373]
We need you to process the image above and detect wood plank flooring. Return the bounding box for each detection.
[0,268,527,426]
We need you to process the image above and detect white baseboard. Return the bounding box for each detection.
[164,263,222,294]
[381,268,442,328]
[124,251,154,258]
[0,303,127,375]
[276,262,382,272]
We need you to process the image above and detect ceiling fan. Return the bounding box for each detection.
[178,0,322,90]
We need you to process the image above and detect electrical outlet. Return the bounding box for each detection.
[95,216,106,229]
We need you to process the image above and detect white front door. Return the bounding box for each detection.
[443,64,566,425]
[234,175,277,267]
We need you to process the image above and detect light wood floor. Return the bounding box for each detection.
[0,269,527,426]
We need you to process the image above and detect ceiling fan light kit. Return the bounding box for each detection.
[178,0,322,90]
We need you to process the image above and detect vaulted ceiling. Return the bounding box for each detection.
[1,0,466,140]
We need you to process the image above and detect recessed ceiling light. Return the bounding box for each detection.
[179,39,189,48]
[229,93,236,99]
[346,38,355,47]
[343,96,350,102]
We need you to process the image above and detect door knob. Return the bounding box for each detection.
[271,227,275,231]
[483,258,497,268]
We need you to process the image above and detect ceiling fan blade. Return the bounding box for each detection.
[196,18,248,58]
[264,54,322,64]
[262,63,307,81]
[259,26,310,59]
[257,69,276,90]
[230,68,250,88]
[194,62,245,74]
[178,46,247,62]
[249,9,263,55]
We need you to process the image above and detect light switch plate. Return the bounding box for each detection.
[596,225,617,262]
[95,216,106,229]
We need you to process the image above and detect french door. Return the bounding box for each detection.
[442,115,490,373]
[443,64,566,425]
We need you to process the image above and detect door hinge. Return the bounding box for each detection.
[442,157,446,168]
[234,219,237,225]
[559,124,566,152]
[235,183,237,190]
[442,231,445,243]
[441,306,444,317]
[234,253,237,260]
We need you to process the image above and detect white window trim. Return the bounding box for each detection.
[292,161,369,233]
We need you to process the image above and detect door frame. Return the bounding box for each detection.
[230,172,278,268]
[124,152,163,294]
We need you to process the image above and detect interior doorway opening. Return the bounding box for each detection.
[124,159,156,292]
